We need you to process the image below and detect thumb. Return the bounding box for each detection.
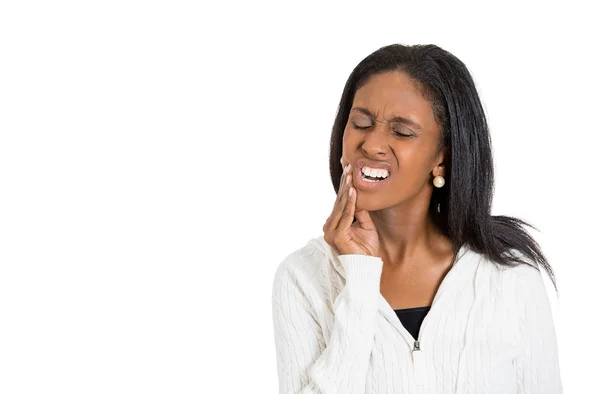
[354,209,375,230]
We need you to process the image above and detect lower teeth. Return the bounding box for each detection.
[362,175,386,183]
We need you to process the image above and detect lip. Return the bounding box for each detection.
[353,158,393,191]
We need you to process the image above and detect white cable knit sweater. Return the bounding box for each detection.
[271,235,563,393]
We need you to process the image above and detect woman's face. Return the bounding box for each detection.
[342,70,446,212]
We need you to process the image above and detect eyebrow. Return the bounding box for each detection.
[350,107,422,131]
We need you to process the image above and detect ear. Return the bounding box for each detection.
[433,146,448,176]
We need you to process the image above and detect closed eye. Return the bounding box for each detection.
[352,122,413,138]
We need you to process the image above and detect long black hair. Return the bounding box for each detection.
[328,43,558,294]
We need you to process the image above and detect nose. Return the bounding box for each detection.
[360,124,390,157]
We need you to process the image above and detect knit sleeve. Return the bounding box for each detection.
[514,263,563,394]
[271,250,383,394]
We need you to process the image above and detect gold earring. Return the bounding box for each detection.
[433,175,445,188]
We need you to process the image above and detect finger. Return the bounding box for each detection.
[355,208,376,230]
[330,166,351,231]
[339,184,356,231]
[324,165,349,232]
[338,164,356,231]
[337,165,349,201]
[331,165,349,221]
[322,215,330,233]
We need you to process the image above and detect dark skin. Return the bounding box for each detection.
[334,71,456,309]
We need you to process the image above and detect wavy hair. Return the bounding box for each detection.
[328,43,558,294]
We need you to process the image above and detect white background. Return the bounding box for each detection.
[1,1,597,393]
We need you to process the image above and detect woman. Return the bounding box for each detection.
[271,44,562,393]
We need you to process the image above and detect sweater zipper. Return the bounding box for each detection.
[412,339,426,386]
[400,248,466,388]
[410,306,434,386]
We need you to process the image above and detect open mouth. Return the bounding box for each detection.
[360,167,390,182]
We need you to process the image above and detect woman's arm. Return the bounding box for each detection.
[514,263,563,393]
[272,250,383,394]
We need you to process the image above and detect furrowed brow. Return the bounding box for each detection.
[351,107,422,131]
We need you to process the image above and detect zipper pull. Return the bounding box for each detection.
[412,340,425,386]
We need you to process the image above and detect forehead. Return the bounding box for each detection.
[352,71,436,128]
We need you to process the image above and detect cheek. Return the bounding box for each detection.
[342,133,359,151]
[395,143,433,167]
[391,151,434,185]
[342,127,350,143]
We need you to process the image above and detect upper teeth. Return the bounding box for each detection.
[361,166,389,178]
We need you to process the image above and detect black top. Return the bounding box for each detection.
[393,306,431,341]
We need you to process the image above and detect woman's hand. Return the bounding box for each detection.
[322,163,380,257]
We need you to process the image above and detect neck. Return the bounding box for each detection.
[369,199,451,269]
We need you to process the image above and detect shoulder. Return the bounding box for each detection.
[497,250,559,356]
[272,235,339,299]
[497,249,553,314]
[471,247,550,310]
[499,249,546,291]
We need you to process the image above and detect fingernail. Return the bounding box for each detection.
[346,174,350,185]
[349,187,353,197]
